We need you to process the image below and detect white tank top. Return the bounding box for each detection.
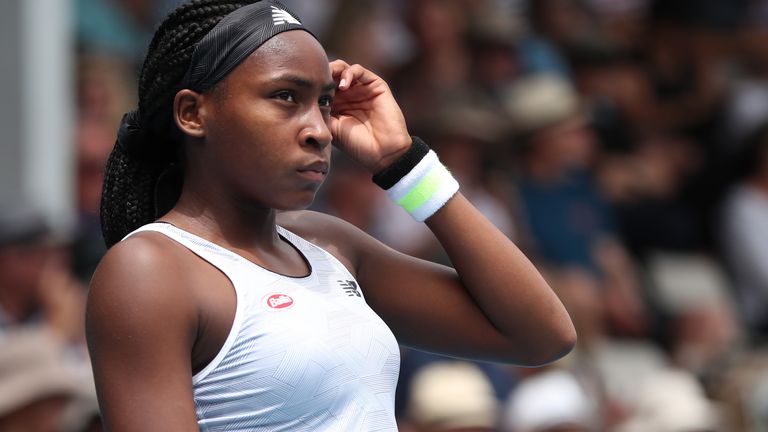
[126,223,401,431]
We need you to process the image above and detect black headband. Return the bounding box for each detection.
[117,1,312,160]
[180,0,313,93]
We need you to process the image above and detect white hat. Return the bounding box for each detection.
[0,327,97,423]
[646,252,731,314]
[408,361,499,429]
[615,368,719,432]
[502,369,597,432]
[503,74,584,136]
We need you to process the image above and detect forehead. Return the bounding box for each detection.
[231,31,331,85]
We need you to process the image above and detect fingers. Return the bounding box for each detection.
[329,59,381,90]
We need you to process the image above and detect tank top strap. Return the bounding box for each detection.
[276,225,356,282]
[124,223,357,294]
[124,222,245,274]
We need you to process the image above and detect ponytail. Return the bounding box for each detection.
[100,118,170,247]
[99,0,255,247]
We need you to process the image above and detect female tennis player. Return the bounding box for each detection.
[86,1,575,430]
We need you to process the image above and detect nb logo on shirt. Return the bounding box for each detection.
[338,280,361,298]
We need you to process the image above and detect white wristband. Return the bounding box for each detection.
[386,150,459,222]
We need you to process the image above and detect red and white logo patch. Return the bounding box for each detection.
[263,293,294,310]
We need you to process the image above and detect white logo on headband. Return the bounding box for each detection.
[272,6,301,26]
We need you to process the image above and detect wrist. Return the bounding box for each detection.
[372,137,429,189]
[372,137,459,222]
[370,136,413,174]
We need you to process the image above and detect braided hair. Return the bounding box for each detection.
[100,0,256,248]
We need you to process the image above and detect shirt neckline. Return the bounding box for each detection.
[154,221,314,280]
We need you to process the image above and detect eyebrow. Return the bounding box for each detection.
[271,74,336,92]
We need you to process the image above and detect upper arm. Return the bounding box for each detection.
[86,235,200,431]
[280,211,524,363]
[354,233,525,362]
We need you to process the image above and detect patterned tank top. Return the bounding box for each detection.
[125,222,401,431]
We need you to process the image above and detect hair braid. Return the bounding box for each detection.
[100,0,256,247]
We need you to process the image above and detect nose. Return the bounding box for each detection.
[299,106,332,151]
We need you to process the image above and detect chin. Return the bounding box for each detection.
[274,193,317,211]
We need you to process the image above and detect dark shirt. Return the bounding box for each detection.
[518,169,615,273]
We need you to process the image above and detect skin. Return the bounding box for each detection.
[0,396,70,432]
[86,30,576,431]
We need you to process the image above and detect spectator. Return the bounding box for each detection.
[720,122,768,339]
[0,327,99,432]
[321,0,411,78]
[391,0,473,132]
[645,253,740,380]
[614,368,721,432]
[503,74,648,337]
[501,368,599,432]
[0,204,85,344]
[76,0,157,63]
[73,54,137,282]
[403,361,500,432]
[599,131,707,258]
[71,117,114,283]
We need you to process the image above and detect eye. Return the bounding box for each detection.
[273,91,296,103]
[319,95,333,108]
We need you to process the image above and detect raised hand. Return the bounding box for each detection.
[329,59,412,173]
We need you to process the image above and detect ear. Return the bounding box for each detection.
[173,89,207,138]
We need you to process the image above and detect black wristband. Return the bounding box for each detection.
[371,136,430,190]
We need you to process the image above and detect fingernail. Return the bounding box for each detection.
[339,78,347,88]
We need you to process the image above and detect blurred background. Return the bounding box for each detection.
[3,0,768,430]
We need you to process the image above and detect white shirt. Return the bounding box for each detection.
[721,184,768,327]
[126,223,401,431]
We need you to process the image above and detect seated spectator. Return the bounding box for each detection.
[403,361,500,432]
[646,253,741,379]
[599,131,707,258]
[712,352,768,431]
[391,0,473,132]
[503,74,648,337]
[720,122,768,339]
[0,204,86,345]
[503,74,607,272]
[501,368,599,432]
[614,368,721,432]
[72,53,137,282]
[0,327,99,432]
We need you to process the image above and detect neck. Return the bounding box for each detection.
[162,181,280,253]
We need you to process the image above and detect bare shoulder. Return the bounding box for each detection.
[90,231,191,298]
[277,210,358,242]
[87,232,203,430]
[87,231,198,348]
[277,210,387,276]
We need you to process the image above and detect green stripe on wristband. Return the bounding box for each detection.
[396,164,452,213]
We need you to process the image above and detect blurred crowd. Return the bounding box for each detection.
[4,0,768,430]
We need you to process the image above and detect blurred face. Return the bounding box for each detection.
[76,118,113,215]
[0,243,64,310]
[191,31,334,210]
[475,45,520,88]
[532,116,597,169]
[410,0,466,48]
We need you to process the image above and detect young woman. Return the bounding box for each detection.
[86,1,576,430]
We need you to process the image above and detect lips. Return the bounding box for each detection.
[297,160,328,182]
